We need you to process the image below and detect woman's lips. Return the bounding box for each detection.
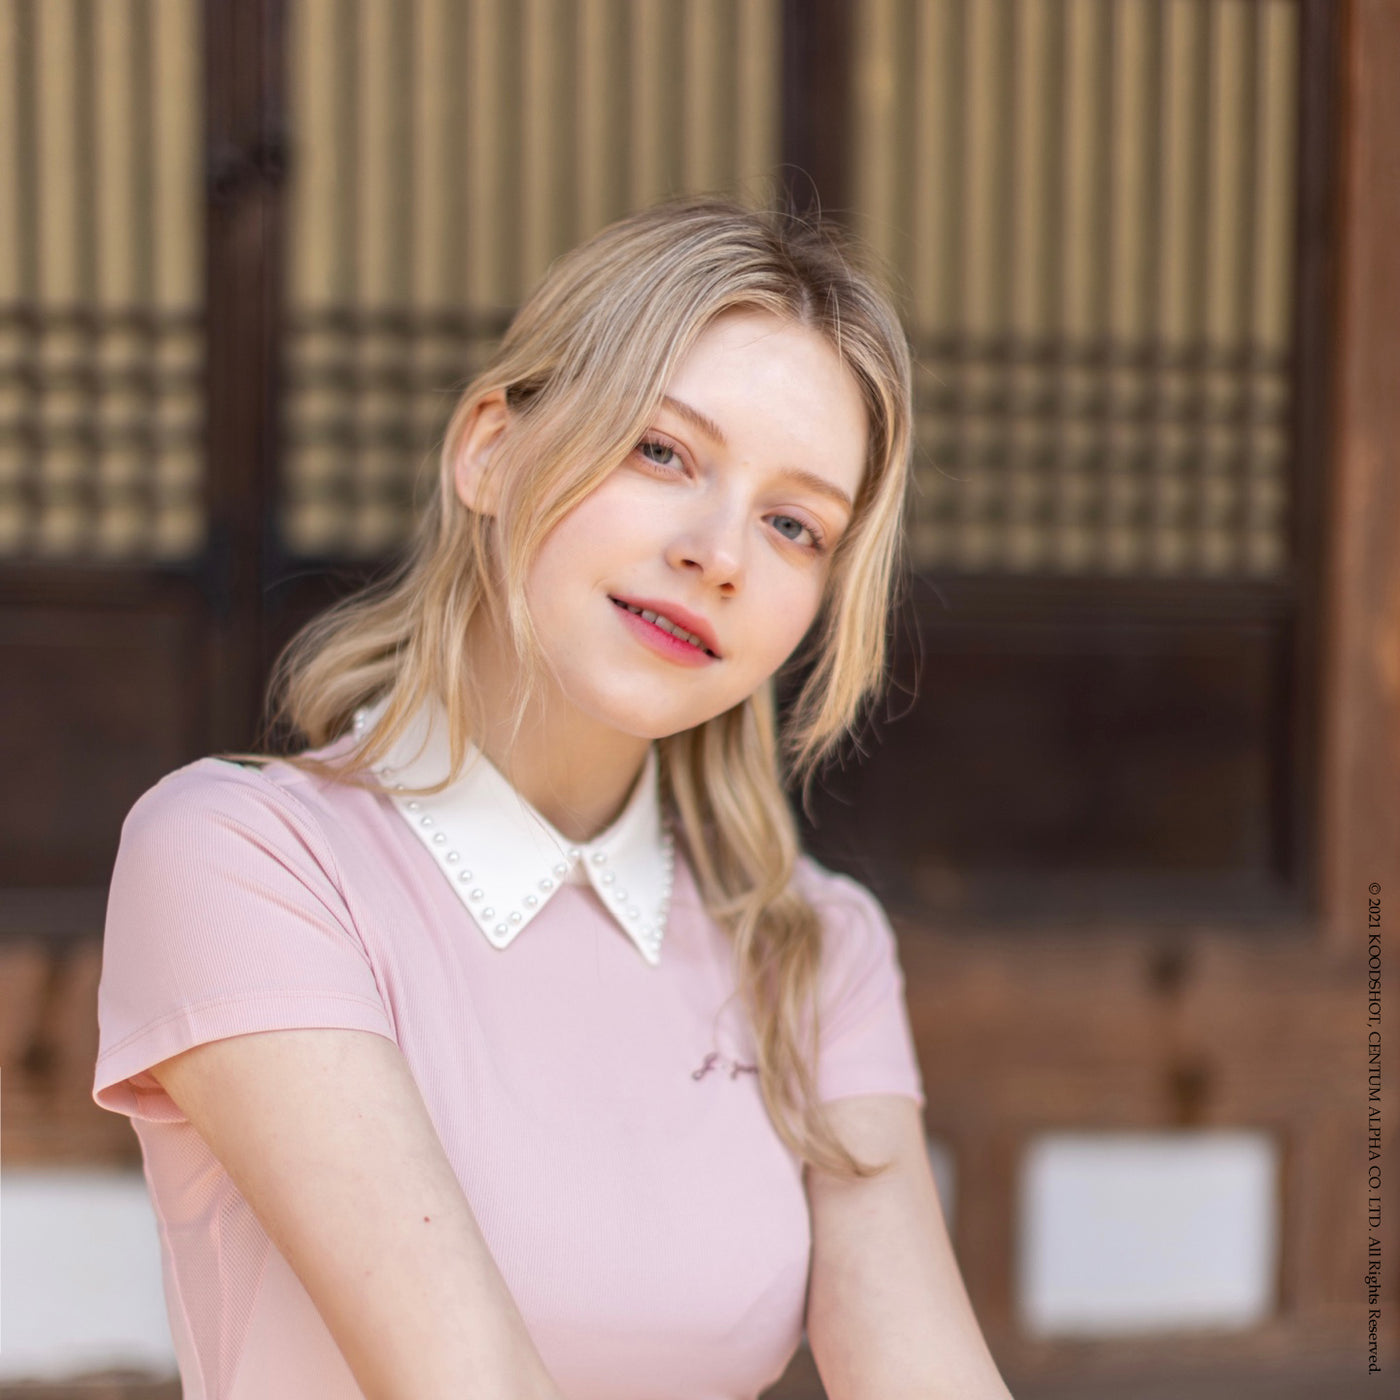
[608,594,721,655]
[610,597,720,667]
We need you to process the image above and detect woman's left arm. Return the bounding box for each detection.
[804,1094,1017,1400]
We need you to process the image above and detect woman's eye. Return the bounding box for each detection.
[637,438,681,469]
[771,514,824,551]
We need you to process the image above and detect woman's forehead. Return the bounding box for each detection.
[658,312,869,489]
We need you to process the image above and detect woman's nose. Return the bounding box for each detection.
[666,501,746,589]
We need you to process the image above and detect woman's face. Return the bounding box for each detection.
[480,308,870,746]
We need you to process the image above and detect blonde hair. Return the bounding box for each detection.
[240,194,914,1180]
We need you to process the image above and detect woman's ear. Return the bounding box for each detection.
[452,390,512,516]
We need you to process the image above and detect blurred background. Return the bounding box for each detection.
[1,0,1396,1396]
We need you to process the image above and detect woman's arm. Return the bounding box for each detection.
[149,1026,564,1400]
[804,1094,1016,1400]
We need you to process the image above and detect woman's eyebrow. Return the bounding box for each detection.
[661,394,729,447]
[774,467,854,515]
[660,393,855,514]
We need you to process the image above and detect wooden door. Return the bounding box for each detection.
[1,2,1395,1396]
[781,1,1399,1391]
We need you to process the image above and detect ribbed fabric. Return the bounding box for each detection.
[92,741,925,1400]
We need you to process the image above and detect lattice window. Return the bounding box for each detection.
[852,0,1298,578]
[0,0,204,562]
[280,0,783,559]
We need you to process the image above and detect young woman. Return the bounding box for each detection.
[93,196,1015,1400]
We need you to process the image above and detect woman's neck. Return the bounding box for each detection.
[460,612,654,843]
[474,709,653,843]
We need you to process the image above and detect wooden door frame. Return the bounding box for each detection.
[202,0,288,749]
[886,1,1398,1387]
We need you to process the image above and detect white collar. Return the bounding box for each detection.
[352,697,674,966]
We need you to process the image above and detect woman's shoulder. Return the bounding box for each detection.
[790,851,888,925]
[790,855,921,1099]
[114,759,314,875]
[790,853,908,993]
[120,736,365,859]
[107,744,392,943]
[127,753,299,821]
[124,754,277,816]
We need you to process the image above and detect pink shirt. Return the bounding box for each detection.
[93,702,925,1400]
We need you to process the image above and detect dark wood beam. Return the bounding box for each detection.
[202,0,288,748]
[781,0,853,221]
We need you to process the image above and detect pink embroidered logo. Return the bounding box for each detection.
[691,1051,758,1081]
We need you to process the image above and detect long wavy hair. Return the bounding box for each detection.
[238,194,915,1180]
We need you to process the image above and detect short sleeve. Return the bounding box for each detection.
[797,857,926,1109]
[93,759,397,1124]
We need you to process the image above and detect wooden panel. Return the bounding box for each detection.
[882,923,1390,1375]
[0,939,139,1165]
[0,1380,179,1400]
[791,577,1307,923]
[0,572,208,890]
